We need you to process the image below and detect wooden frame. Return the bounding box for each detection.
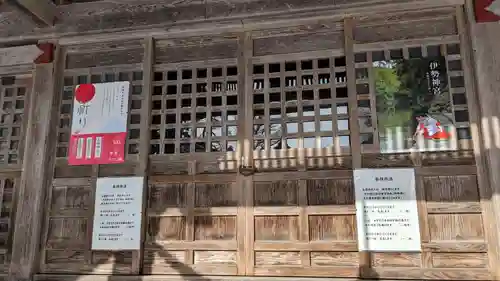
[0,1,496,281]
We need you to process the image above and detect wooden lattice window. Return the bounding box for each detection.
[150,64,239,155]
[0,76,29,165]
[57,69,144,158]
[355,43,470,154]
[251,57,351,153]
[0,178,16,271]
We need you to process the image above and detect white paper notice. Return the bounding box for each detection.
[91,176,144,250]
[354,168,421,252]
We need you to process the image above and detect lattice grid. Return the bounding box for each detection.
[0,178,16,270]
[0,77,28,165]
[150,64,239,155]
[251,57,351,153]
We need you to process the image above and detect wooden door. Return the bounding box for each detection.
[145,173,245,275]
[246,170,358,277]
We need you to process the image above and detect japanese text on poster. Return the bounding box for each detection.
[354,168,421,252]
[68,82,130,166]
[91,177,143,250]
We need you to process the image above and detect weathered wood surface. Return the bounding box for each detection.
[463,1,500,280]
[133,36,154,274]
[1,1,494,280]
[0,0,463,44]
[8,53,59,279]
[39,167,491,279]
[14,0,57,26]
[0,45,43,67]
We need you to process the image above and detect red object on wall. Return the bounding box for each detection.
[68,133,127,166]
[475,0,500,23]
[75,84,96,104]
[34,43,54,64]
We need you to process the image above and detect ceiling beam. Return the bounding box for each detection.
[14,0,57,26]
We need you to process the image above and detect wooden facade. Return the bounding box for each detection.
[0,0,499,281]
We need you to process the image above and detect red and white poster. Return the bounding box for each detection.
[68,82,130,166]
[475,0,500,23]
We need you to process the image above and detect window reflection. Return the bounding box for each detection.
[303,137,316,148]
[303,122,315,133]
[339,136,350,147]
[321,137,334,148]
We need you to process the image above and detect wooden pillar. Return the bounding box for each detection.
[131,36,154,274]
[461,2,500,280]
[9,43,61,281]
[344,17,370,277]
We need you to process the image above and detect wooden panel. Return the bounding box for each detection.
[251,172,360,277]
[195,183,238,207]
[254,216,299,240]
[46,217,87,249]
[307,178,353,205]
[66,48,144,69]
[143,250,186,274]
[309,215,356,241]
[253,32,343,56]
[145,173,241,275]
[194,216,237,240]
[147,216,187,241]
[49,185,92,216]
[43,250,133,274]
[425,175,479,202]
[428,214,484,241]
[255,252,301,266]
[254,180,298,206]
[354,16,457,44]
[155,38,238,64]
[310,252,358,266]
[148,183,187,213]
[431,253,488,268]
[248,169,490,279]
[41,176,134,274]
[371,253,422,267]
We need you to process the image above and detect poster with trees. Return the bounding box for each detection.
[374,55,457,153]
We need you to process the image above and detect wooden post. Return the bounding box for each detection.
[461,2,500,280]
[344,17,370,278]
[9,43,61,281]
[238,32,254,276]
[131,36,154,274]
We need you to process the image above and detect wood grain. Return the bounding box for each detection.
[9,52,58,280]
[1,1,497,280]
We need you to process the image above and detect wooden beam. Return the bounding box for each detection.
[0,0,464,44]
[8,44,62,281]
[15,0,57,26]
[0,45,43,67]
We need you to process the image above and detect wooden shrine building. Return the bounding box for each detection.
[0,0,499,281]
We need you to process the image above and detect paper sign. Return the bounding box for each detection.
[354,168,421,252]
[91,176,144,250]
[68,82,130,165]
